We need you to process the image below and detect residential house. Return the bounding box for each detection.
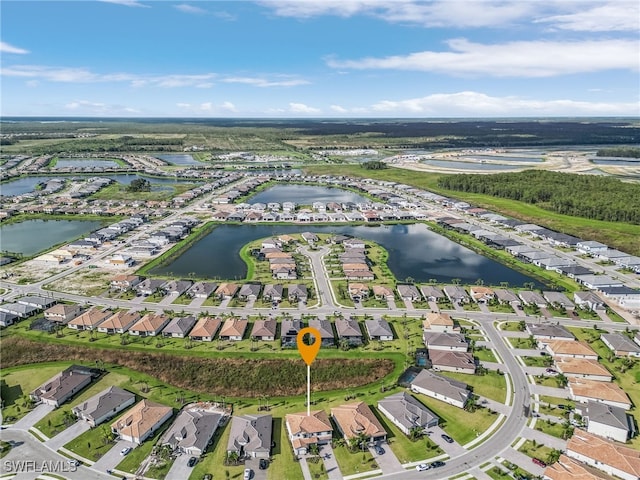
[543,291,575,310]
[160,406,223,455]
[545,341,598,360]
[251,318,277,341]
[410,369,471,409]
[343,238,365,249]
[335,318,363,346]
[227,414,272,459]
[429,350,476,374]
[519,291,548,308]
[186,282,218,299]
[111,399,173,445]
[423,332,468,352]
[72,386,136,427]
[555,358,612,382]
[543,455,612,480]
[281,319,303,347]
[583,401,635,443]
[422,313,456,332]
[600,333,640,358]
[215,283,239,300]
[569,379,632,410]
[377,392,439,436]
[44,304,81,324]
[110,274,142,291]
[262,284,284,302]
[189,317,222,342]
[331,402,387,444]
[162,280,193,296]
[365,318,394,341]
[287,284,308,303]
[285,410,333,456]
[443,285,470,304]
[17,296,56,309]
[419,285,446,302]
[30,366,93,407]
[575,275,623,290]
[494,289,521,307]
[397,285,421,302]
[301,232,318,244]
[573,292,605,311]
[162,316,197,338]
[67,307,111,331]
[308,319,335,347]
[128,313,170,337]
[348,283,370,301]
[0,312,18,327]
[469,286,495,303]
[135,278,166,296]
[219,318,248,341]
[372,285,394,300]
[237,283,261,301]
[566,430,640,480]
[97,310,141,334]
[526,323,575,343]
[0,303,38,319]
[599,286,640,310]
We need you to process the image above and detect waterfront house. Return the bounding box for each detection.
[443,285,470,304]
[111,399,173,445]
[162,316,197,338]
[378,392,439,436]
[331,402,386,444]
[238,283,262,300]
[187,281,218,299]
[469,286,495,303]
[135,278,166,296]
[419,285,446,302]
[227,414,272,459]
[397,285,420,302]
[219,318,248,341]
[215,283,239,300]
[410,369,471,409]
[162,279,193,296]
[189,317,222,342]
[110,274,142,291]
[128,313,170,337]
[493,289,521,307]
[97,310,141,334]
[285,410,333,456]
[72,386,136,427]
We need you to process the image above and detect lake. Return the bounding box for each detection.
[247,184,370,204]
[0,219,104,256]
[151,223,542,287]
[420,160,525,171]
[155,154,201,166]
[53,159,119,169]
[590,157,640,166]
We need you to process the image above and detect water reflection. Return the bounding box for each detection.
[248,184,369,204]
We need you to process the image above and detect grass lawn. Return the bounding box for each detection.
[521,356,552,368]
[34,371,130,438]
[439,371,507,403]
[473,348,498,363]
[501,461,535,480]
[306,457,329,480]
[508,337,536,349]
[116,419,174,475]
[145,456,175,480]
[0,441,12,459]
[532,375,565,388]
[0,363,74,422]
[487,304,515,314]
[331,444,377,476]
[533,419,572,439]
[486,466,511,480]
[63,424,116,461]
[517,439,554,463]
[498,321,525,332]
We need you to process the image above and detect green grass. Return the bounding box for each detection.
[306,457,329,480]
[486,466,511,480]
[33,371,131,438]
[473,348,498,363]
[331,444,377,476]
[0,440,12,459]
[63,424,117,461]
[439,371,507,403]
[517,439,553,463]
[521,356,553,368]
[533,419,571,439]
[487,303,515,314]
[115,419,175,475]
[532,375,564,388]
[508,337,536,349]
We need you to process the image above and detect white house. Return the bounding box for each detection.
[410,369,470,409]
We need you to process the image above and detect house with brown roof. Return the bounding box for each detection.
[251,318,277,341]
[469,286,495,303]
[348,283,370,300]
[566,430,640,480]
[543,455,610,480]
[97,310,141,334]
[189,317,222,342]
[546,341,598,360]
[372,285,394,299]
[67,307,112,331]
[331,402,387,444]
[422,313,456,332]
[569,379,632,410]
[111,399,173,444]
[219,318,248,341]
[423,332,468,352]
[215,283,239,300]
[285,410,333,455]
[110,274,142,291]
[430,350,476,374]
[128,313,170,337]
[554,358,612,382]
[44,303,81,324]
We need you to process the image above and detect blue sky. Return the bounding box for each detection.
[1,0,639,117]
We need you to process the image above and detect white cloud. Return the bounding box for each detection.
[330,104,348,113]
[369,91,640,116]
[99,0,149,7]
[176,101,237,113]
[289,102,321,114]
[222,76,309,87]
[221,101,237,112]
[175,4,207,15]
[536,2,639,32]
[1,42,29,54]
[328,38,640,77]
[64,99,139,114]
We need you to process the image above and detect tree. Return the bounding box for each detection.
[309,443,320,456]
[127,178,151,192]
[546,448,562,465]
[409,426,424,441]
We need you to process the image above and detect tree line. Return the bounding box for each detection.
[596,147,640,158]
[437,170,640,224]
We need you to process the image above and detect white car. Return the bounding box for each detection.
[416,463,430,471]
[243,469,252,480]
[120,447,132,456]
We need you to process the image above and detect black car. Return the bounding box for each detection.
[259,459,269,470]
[188,457,198,467]
[431,461,446,468]
[374,445,385,455]
[441,434,454,443]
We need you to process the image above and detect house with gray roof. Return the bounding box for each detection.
[0,312,18,327]
[397,284,420,301]
[30,367,93,407]
[423,332,468,352]
[519,291,547,307]
[429,350,476,374]
[187,282,218,299]
[161,406,223,455]
[162,316,197,338]
[419,285,445,302]
[0,303,38,318]
[227,414,272,459]
[162,279,193,296]
[135,278,166,296]
[575,274,623,290]
[584,401,636,443]
[17,296,56,309]
[494,289,521,307]
[543,291,575,310]
[262,284,283,302]
[72,386,135,427]
[365,318,394,341]
[308,319,335,347]
[410,369,471,409]
[335,318,363,346]
[281,319,303,347]
[443,285,470,304]
[287,284,308,302]
[574,291,605,311]
[377,392,438,436]
[600,333,640,358]
[238,283,262,300]
[526,323,575,342]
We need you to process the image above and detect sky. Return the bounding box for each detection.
[1,0,639,117]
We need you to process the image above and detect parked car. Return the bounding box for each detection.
[259,459,269,470]
[532,458,547,467]
[441,434,454,443]
[431,461,446,468]
[188,457,198,467]
[243,469,253,480]
[67,459,79,467]
[120,447,131,456]
[416,464,430,471]
[374,445,385,455]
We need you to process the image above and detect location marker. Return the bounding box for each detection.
[297,327,321,366]
[297,326,321,416]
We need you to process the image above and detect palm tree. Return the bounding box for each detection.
[452,278,461,285]
[475,278,485,286]
[409,426,423,441]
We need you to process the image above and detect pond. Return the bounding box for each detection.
[0,219,104,256]
[590,157,640,166]
[247,184,370,205]
[420,160,527,171]
[155,154,201,166]
[53,159,119,169]
[150,223,543,287]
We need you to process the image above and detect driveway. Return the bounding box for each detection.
[166,452,199,480]
[369,443,403,474]
[45,421,91,451]
[91,438,137,473]
[319,444,343,480]
[244,458,267,480]
[428,426,467,456]
[11,404,55,430]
